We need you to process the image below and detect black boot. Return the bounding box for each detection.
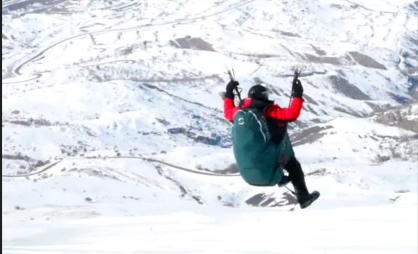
[298,191,320,209]
[284,157,320,209]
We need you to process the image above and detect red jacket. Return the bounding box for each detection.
[224,97,304,122]
[224,97,304,143]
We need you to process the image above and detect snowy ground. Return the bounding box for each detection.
[3,203,417,254]
[2,0,418,253]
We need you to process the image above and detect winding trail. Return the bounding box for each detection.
[2,74,43,85]
[3,0,260,84]
[1,156,240,178]
[344,0,398,14]
[81,60,137,68]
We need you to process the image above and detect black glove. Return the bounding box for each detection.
[292,79,303,98]
[225,81,239,99]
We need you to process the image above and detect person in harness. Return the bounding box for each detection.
[223,79,320,209]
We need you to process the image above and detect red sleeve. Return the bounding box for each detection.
[265,97,304,121]
[224,98,240,122]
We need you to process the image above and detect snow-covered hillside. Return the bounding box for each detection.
[2,0,417,253]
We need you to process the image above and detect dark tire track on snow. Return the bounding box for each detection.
[2,156,240,178]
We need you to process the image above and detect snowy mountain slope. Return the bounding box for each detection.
[2,0,418,252]
[3,117,417,209]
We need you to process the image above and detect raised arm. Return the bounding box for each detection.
[224,98,240,121]
[223,81,240,122]
[265,79,304,121]
[265,97,304,122]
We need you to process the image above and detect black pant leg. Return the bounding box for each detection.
[284,157,309,197]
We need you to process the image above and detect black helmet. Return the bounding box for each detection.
[248,84,269,101]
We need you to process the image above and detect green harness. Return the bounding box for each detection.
[232,108,295,186]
